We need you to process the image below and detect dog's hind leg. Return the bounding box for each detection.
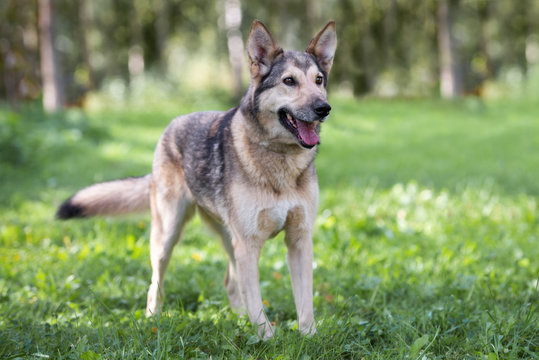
[198,210,244,313]
[146,177,194,317]
[223,260,244,312]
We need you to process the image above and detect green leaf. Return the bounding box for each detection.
[410,334,429,358]
[246,335,260,345]
[81,350,101,360]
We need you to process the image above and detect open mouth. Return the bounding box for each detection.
[278,109,320,148]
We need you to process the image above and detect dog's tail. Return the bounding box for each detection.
[56,174,151,219]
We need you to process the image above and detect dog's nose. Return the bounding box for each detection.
[314,102,331,118]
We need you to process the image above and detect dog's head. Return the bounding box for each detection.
[244,20,337,149]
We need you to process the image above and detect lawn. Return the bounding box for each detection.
[0,96,537,359]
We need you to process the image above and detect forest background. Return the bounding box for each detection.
[2,0,539,108]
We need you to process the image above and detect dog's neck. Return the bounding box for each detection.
[230,109,317,193]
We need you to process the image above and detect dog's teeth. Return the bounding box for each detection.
[286,113,297,128]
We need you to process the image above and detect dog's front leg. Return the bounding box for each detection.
[285,232,316,335]
[233,238,274,340]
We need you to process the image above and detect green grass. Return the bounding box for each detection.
[1,97,537,359]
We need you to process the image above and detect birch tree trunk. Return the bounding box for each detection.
[437,0,462,98]
[224,0,244,100]
[128,1,145,83]
[39,0,65,111]
[438,0,462,99]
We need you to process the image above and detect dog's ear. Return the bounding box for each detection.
[306,21,337,75]
[247,20,283,79]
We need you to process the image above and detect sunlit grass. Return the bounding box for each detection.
[0,97,537,359]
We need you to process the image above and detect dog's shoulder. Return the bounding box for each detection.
[160,108,235,154]
[162,108,238,207]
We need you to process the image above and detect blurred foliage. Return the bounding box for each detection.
[0,103,109,211]
[0,104,107,167]
[1,0,538,104]
[0,0,41,102]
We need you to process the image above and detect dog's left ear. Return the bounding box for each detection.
[306,21,337,75]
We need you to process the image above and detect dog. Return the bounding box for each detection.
[56,20,337,340]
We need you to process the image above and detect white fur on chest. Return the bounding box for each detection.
[257,202,290,236]
[228,183,313,241]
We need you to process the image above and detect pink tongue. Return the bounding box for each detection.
[296,120,319,146]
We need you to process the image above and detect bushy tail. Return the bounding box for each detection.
[56,174,151,219]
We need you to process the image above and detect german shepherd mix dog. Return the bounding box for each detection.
[57,20,337,340]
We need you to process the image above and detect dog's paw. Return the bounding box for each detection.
[299,321,316,337]
[260,328,275,341]
[257,321,275,341]
[146,283,163,317]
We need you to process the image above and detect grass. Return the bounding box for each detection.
[0,96,537,359]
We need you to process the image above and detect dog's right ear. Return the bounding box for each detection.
[247,20,283,79]
[306,21,337,75]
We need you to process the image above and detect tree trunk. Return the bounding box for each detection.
[305,0,320,36]
[154,0,169,71]
[359,3,376,94]
[382,0,397,68]
[224,0,244,100]
[477,0,494,80]
[79,0,95,90]
[39,0,65,111]
[128,2,145,82]
[437,0,462,98]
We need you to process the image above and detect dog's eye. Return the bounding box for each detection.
[283,77,295,86]
[315,75,323,85]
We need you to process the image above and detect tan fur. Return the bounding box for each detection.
[231,115,317,193]
[68,175,151,217]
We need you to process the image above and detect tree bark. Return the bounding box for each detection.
[437,0,462,98]
[154,0,169,71]
[224,0,244,100]
[359,2,375,94]
[305,0,320,36]
[128,1,145,82]
[382,0,397,68]
[79,0,95,90]
[39,0,65,111]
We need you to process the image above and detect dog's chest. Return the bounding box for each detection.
[231,186,307,240]
[256,203,292,238]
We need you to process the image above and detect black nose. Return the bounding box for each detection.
[314,102,331,118]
